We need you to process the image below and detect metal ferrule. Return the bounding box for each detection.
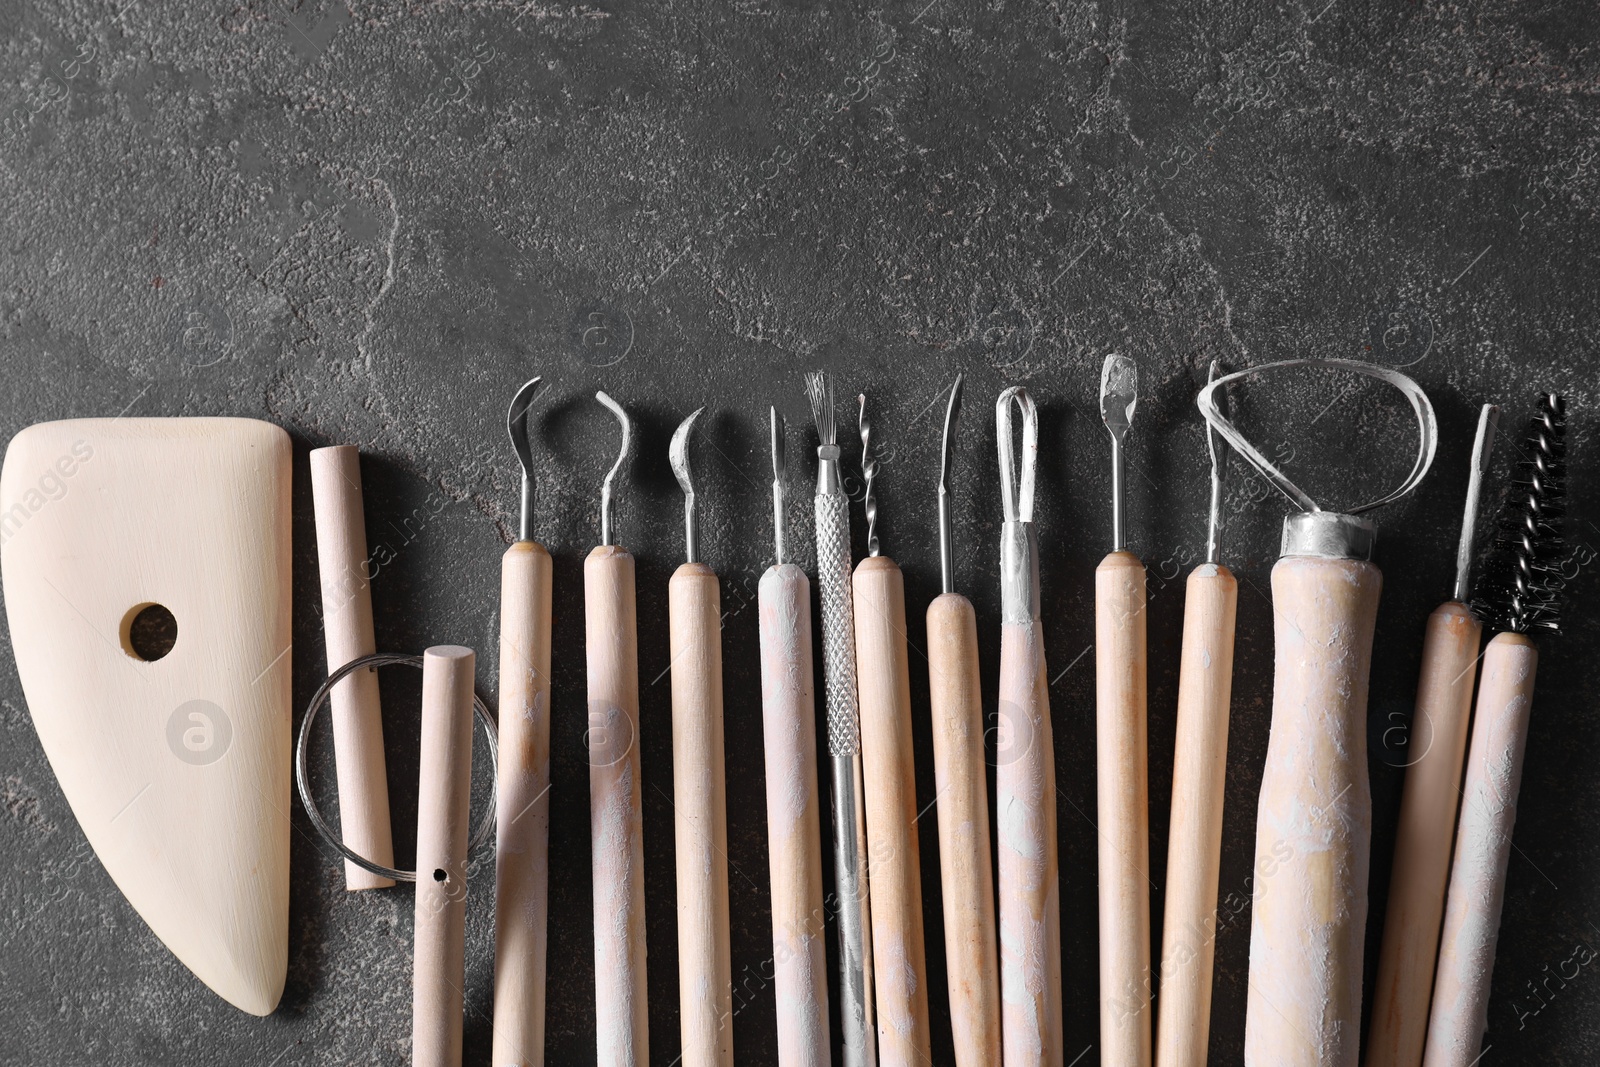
[937,486,954,595]
[1001,520,1039,624]
[518,475,533,544]
[1280,511,1376,561]
[816,445,842,496]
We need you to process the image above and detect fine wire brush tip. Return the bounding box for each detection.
[805,371,836,446]
[1471,392,1568,635]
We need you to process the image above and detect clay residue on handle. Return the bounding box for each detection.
[996,620,1062,1066]
[1245,556,1380,1067]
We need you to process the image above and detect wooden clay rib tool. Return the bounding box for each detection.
[758,409,831,1066]
[1097,352,1153,1067]
[310,443,396,890]
[1154,362,1238,1067]
[1424,393,1568,1067]
[853,394,933,1066]
[804,371,876,1067]
[1198,359,1438,1067]
[995,386,1064,1066]
[495,378,554,1067]
[0,418,292,1014]
[586,391,649,1065]
[1365,403,1499,1067]
[414,645,477,1067]
[668,408,735,1067]
[926,375,1001,1067]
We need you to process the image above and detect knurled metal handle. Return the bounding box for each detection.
[814,491,860,756]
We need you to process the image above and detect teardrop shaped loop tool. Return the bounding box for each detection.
[996,386,1039,623]
[1196,357,1438,560]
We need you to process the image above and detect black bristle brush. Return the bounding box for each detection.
[1423,393,1568,1066]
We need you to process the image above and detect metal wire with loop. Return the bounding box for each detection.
[294,651,499,883]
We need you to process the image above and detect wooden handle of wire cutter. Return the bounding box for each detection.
[758,564,831,1067]
[413,645,475,1067]
[1245,556,1381,1067]
[1096,550,1153,1067]
[309,444,395,891]
[1366,602,1482,1067]
[493,541,553,1067]
[852,555,932,1066]
[670,562,734,1067]
[584,545,649,1064]
[927,592,1001,1067]
[1422,632,1539,1067]
[997,616,1063,1065]
[1155,563,1237,1067]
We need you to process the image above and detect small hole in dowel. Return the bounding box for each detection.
[433,868,447,883]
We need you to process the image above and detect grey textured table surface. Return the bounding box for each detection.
[3,1,1598,1064]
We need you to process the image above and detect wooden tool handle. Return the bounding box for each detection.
[757,563,831,1067]
[413,645,476,1067]
[1096,550,1153,1067]
[670,562,734,1067]
[493,541,553,1067]
[309,444,395,891]
[1245,555,1381,1067]
[1155,563,1237,1067]
[1366,601,1482,1067]
[1422,632,1539,1067]
[997,615,1063,1066]
[927,591,1001,1067]
[852,555,932,1065]
[584,545,649,1064]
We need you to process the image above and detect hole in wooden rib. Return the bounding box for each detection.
[432,868,447,883]
[121,603,177,662]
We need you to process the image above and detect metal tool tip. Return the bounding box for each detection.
[506,377,543,473]
[669,407,703,497]
[939,374,963,484]
[595,391,633,546]
[1100,353,1139,436]
[769,406,784,481]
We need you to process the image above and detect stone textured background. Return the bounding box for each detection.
[2,1,1598,1064]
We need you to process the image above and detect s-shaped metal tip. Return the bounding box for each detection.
[1100,353,1139,552]
[507,377,543,542]
[770,407,787,566]
[1204,361,1228,565]
[858,393,880,557]
[937,374,964,594]
[670,407,704,564]
[595,390,633,547]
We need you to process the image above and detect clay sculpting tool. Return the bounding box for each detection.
[1154,362,1238,1067]
[0,417,292,1015]
[1199,359,1438,1067]
[925,374,1001,1066]
[495,379,554,1067]
[995,386,1064,1066]
[805,371,876,1067]
[415,645,477,1067]
[758,409,831,1066]
[1097,353,1153,1067]
[587,391,649,1064]
[668,408,734,1067]
[853,394,932,1065]
[1365,403,1499,1067]
[310,444,396,890]
[1424,393,1567,1067]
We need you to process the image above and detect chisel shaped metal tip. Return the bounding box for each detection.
[1100,353,1139,552]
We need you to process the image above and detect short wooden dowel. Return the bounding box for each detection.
[1366,601,1482,1067]
[1096,550,1152,1067]
[670,562,733,1067]
[494,541,553,1067]
[757,564,830,1067]
[1155,563,1237,1067]
[852,555,931,1066]
[413,645,476,1067]
[309,444,395,891]
[585,545,649,1065]
[1422,632,1539,1067]
[927,591,1001,1067]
